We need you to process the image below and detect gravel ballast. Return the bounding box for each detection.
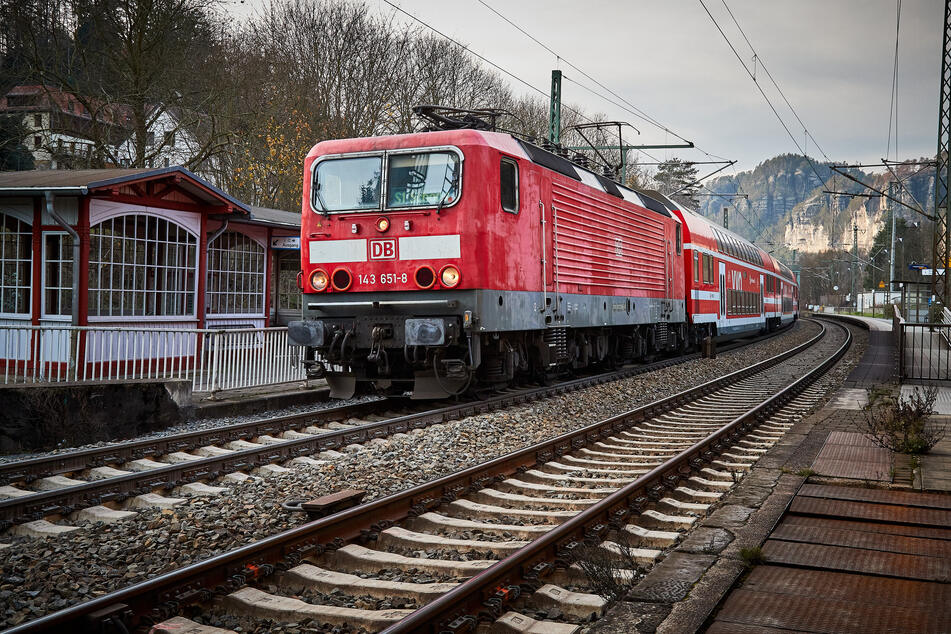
[0,321,848,628]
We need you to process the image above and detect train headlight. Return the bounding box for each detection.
[440,265,461,288]
[375,216,390,232]
[310,269,329,292]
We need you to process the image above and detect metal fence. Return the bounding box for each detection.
[0,325,306,393]
[894,304,951,382]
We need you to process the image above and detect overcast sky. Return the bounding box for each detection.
[232,0,943,174]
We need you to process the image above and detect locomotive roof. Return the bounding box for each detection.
[306,130,679,221]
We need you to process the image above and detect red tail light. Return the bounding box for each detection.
[331,268,352,291]
[414,266,435,289]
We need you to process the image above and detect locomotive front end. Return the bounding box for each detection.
[290,133,481,398]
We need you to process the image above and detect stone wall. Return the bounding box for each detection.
[0,379,188,453]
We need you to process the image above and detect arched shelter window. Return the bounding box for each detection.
[206,231,265,315]
[88,214,197,317]
[0,213,32,316]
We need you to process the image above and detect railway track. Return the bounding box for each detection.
[2,318,849,633]
[0,328,786,534]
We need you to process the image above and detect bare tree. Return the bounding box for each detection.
[2,0,233,170]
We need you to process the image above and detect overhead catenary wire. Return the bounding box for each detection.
[381,1,654,163]
[383,2,737,207]
[718,0,832,163]
[472,0,732,163]
[699,0,830,190]
[885,0,902,162]
[475,0,686,142]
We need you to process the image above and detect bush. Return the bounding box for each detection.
[862,386,946,454]
[574,530,645,600]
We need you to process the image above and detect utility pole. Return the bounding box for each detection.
[933,0,951,308]
[723,207,729,230]
[852,216,859,310]
[549,70,562,145]
[889,181,897,294]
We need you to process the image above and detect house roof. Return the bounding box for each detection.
[247,205,300,228]
[0,166,250,214]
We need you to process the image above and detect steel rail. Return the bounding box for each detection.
[0,326,784,487]
[0,398,389,486]
[1,321,824,634]
[385,319,851,632]
[0,328,785,528]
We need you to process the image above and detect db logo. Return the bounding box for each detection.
[369,239,396,260]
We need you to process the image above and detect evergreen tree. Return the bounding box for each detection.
[0,115,35,170]
[654,158,700,209]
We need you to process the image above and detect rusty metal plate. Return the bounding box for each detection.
[823,430,881,446]
[780,513,951,541]
[811,432,892,480]
[762,539,951,582]
[789,496,951,528]
[706,623,798,634]
[712,571,950,633]
[799,483,951,510]
[743,566,951,611]
[772,519,951,558]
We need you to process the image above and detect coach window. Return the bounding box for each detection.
[500,157,518,213]
[693,252,699,282]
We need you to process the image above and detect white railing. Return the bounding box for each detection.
[0,325,306,394]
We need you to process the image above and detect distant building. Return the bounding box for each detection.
[1,86,215,180]
[1,85,131,170]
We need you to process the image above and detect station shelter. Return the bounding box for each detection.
[0,167,305,384]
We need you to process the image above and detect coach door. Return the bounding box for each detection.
[759,274,764,315]
[719,261,726,319]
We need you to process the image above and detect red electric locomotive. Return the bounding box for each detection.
[289,115,797,398]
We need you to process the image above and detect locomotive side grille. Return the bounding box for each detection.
[544,328,569,364]
[551,182,667,294]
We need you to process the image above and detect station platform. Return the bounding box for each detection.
[591,312,951,633]
[191,379,329,419]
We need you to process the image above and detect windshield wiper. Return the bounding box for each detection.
[314,182,330,217]
[434,174,458,216]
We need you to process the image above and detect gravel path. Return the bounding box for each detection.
[0,321,838,628]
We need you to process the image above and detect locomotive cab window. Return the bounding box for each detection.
[314,155,382,212]
[675,224,682,254]
[387,151,460,209]
[500,157,519,214]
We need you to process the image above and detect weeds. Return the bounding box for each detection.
[861,385,946,454]
[796,468,817,478]
[740,546,767,568]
